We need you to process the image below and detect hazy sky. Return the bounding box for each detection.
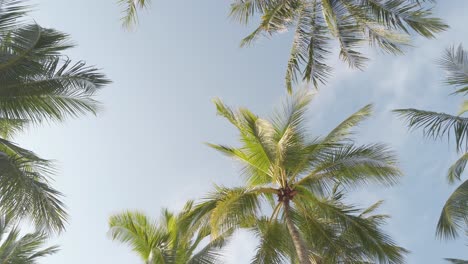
[16,0,468,263]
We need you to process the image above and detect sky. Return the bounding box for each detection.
[13,0,468,263]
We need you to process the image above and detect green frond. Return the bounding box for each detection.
[118,0,151,28]
[294,188,408,263]
[205,186,262,238]
[285,2,331,91]
[0,118,27,139]
[108,211,170,262]
[359,200,384,217]
[272,89,313,135]
[394,109,468,152]
[109,207,229,264]
[234,0,447,90]
[301,143,401,188]
[210,91,405,262]
[206,143,272,186]
[360,0,447,38]
[0,24,110,123]
[187,230,231,264]
[447,152,468,184]
[324,104,373,143]
[0,0,30,32]
[0,215,59,263]
[250,217,294,264]
[436,179,468,240]
[445,259,468,264]
[438,44,468,94]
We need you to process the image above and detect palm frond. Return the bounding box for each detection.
[447,152,468,184]
[187,230,231,264]
[438,44,468,94]
[0,24,110,123]
[0,215,59,263]
[233,0,447,90]
[0,0,30,32]
[436,179,468,239]
[286,2,331,91]
[299,143,401,188]
[324,104,372,144]
[209,91,405,262]
[0,57,109,123]
[204,186,262,238]
[0,118,26,139]
[108,211,169,262]
[250,217,294,264]
[394,109,468,152]
[294,188,408,263]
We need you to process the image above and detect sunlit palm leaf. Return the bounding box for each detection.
[0,152,67,233]
[445,259,468,264]
[109,204,229,264]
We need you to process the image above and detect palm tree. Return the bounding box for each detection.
[191,90,407,264]
[0,215,59,263]
[394,45,468,240]
[232,0,448,91]
[0,0,110,233]
[108,201,231,264]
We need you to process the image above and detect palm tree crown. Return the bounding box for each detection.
[191,90,407,263]
[395,44,468,240]
[108,201,230,264]
[0,0,110,233]
[232,0,447,91]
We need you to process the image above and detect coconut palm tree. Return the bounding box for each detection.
[0,0,110,233]
[118,1,446,90]
[248,185,407,263]
[0,215,59,263]
[394,45,468,240]
[108,201,231,264]
[233,0,448,91]
[190,90,406,264]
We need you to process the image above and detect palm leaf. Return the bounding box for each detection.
[0,215,59,264]
[438,44,468,94]
[394,109,468,152]
[118,0,151,28]
[447,152,468,184]
[436,179,468,239]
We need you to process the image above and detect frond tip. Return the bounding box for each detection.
[393,109,468,152]
[119,0,151,28]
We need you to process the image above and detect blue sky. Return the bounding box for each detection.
[16,0,468,263]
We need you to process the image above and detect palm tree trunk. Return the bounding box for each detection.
[283,200,311,264]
